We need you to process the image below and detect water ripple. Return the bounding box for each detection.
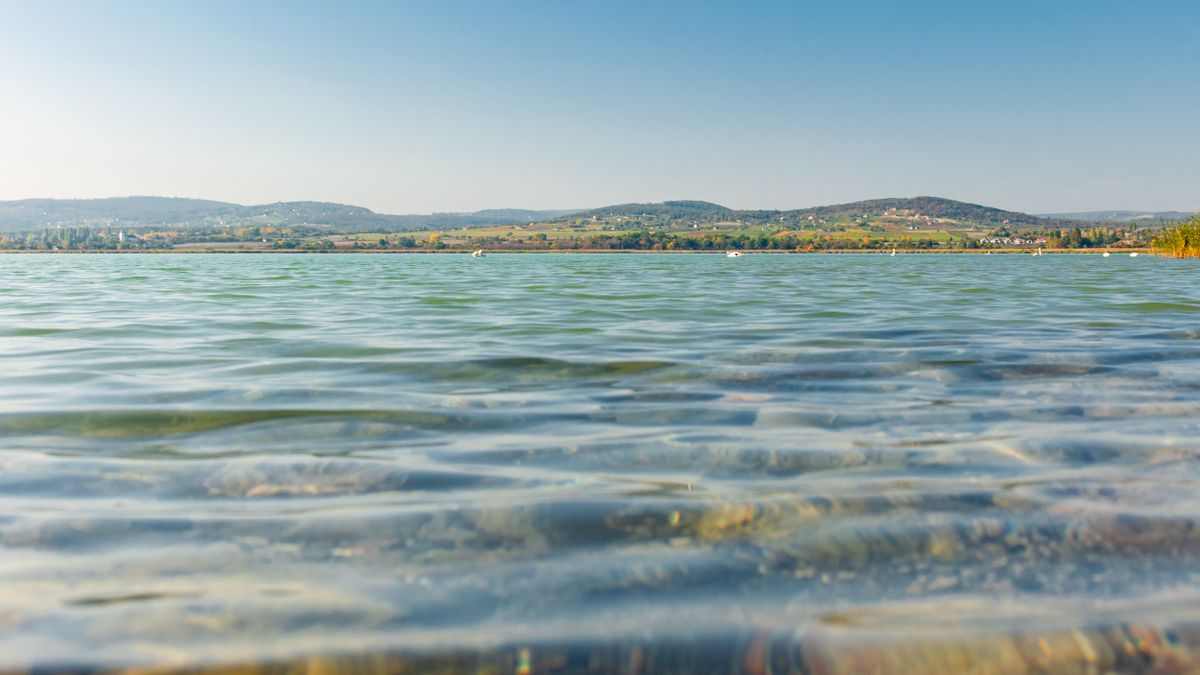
[2,253,1200,670]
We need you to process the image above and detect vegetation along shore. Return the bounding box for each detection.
[1,195,1191,254]
[1152,214,1200,258]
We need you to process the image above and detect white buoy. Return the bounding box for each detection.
[472,249,485,257]
[726,251,743,258]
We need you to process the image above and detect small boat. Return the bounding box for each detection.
[1103,251,1111,257]
[890,248,896,256]
[1130,252,1139,257]
[471,249,485,257]
[726,251,743,258]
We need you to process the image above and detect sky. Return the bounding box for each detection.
[0,0,1197,215]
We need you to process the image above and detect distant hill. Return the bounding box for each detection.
[782,196,1063,228]
[468,208,579,221]
[0,197,242,230]
[4,195,1158,235]
[1038,210,1194,223]
[0,197,580,233]
[551,196,1094,230]
[571,200,733,220]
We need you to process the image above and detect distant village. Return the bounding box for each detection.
[978,237,1048,246]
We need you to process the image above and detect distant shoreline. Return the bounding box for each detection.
[0,248,1153,255]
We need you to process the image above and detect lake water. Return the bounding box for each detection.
[2,252,1200,673]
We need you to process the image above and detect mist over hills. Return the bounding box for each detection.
[1,195,1190,234]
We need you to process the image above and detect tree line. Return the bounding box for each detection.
[1,224,1152,252]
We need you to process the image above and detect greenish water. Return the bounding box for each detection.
[2,252,1200,673]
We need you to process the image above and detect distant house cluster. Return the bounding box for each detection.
[979,237,1047,246]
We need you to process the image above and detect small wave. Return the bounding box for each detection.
[956,362,1114,381]
[0,409,477,439]
[0,326,70,337]
[66,590,203,607]
[374,357,676,383]
[1112,301,1200,313]
[416,296,482,305]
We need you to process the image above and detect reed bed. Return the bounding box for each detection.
[1152,213,1200,258]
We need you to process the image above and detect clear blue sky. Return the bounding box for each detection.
[0,0,1196,214]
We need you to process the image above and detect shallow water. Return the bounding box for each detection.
[2,252,1200,672]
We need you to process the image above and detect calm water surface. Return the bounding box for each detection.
[2,253,1200,672]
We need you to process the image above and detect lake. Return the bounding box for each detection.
[2,252,1200,673]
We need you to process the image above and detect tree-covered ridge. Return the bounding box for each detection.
[543,196,1105,232]
[783,196,1068,228]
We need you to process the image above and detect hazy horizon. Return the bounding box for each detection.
[2,0,1197,215]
